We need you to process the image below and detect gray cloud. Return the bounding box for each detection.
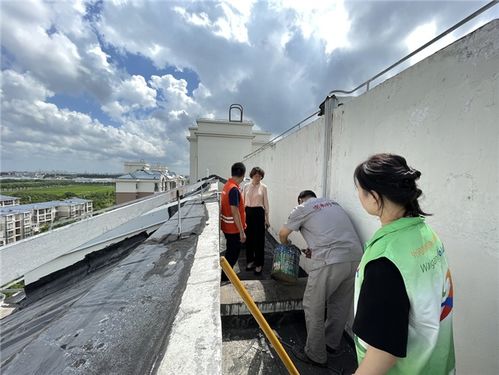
[1,0,497,174]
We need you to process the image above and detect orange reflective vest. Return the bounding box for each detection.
[221,178,246,234]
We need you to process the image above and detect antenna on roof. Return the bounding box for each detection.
[229,104,243,122]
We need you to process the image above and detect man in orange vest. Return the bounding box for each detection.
[220,162,247,282]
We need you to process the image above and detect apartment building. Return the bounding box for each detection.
[56,198,93,219]
[0,198,93,246]
[115,162,186,204]
[0,194,21,207]
[22,202,58,232]
[0,207,32,246]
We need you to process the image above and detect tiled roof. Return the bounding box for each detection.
[117,170,163,180]
[0,194,20,201]
[0,199,91,215]
[59,198,92,205]
[0,206,32,215]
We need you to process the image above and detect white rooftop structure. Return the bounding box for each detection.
[187,105,272,181]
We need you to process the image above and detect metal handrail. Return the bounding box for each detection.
[244,1,497,160]
[329,0,498,96]
[220,256,300,374]
[244,109,320,159]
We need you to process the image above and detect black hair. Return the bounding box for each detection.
[231,162,246,178]
[249,167,265,179]
[354,153,430,217]
[297,190,317,204]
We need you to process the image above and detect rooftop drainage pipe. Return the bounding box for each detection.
[220,256,300,375]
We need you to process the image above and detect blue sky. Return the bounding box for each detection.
[1,0,498,174]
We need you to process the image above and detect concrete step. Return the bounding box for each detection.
[220,278,307,316]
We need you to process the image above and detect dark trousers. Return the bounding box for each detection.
[221,232,241,281]
[245,206,266,267]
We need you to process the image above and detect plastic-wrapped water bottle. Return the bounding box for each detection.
[271,244,300,283]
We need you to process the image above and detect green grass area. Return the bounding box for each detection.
[15,184,113,196]
[1,181,116,210]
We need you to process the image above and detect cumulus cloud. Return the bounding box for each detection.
[1,70,54,101]
[1,0,498,174]
[1,71,164,171]
[102,75,157,118]
[1,0,114,100]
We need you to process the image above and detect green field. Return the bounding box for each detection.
[1,181,116,211]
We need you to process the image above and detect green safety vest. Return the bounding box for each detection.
[354,217,455,374]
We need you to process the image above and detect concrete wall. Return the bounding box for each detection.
[189,135,198,182]
[244,20,499,374]
[188,119,271,181]
[244,117,326,249]
[198,135,253,180]
[138,181,157,193]
[116,181,137,193]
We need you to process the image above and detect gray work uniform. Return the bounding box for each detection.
[284,197,363,363]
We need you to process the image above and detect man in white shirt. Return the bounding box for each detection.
[279,190,363,367]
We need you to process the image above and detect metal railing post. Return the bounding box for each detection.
[176,190,181,239]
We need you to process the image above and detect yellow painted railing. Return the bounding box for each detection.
[220,256,300,375]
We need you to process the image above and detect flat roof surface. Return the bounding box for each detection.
[0,201,207,375]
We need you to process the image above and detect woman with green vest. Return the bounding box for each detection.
[352,154,455,375]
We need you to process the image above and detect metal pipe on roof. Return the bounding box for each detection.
[322,95,338,198]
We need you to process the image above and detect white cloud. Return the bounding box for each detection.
[101,75,157,118]
[0,0,117,100]
[174,0,254,44]
[1,70,54,102]
[405,20,456,65]
[116,75,157,108]
[2,0,498,174]
[269,0,351,54]
[86,44,113,73]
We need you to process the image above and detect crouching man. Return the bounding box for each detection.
[279,190,363,367]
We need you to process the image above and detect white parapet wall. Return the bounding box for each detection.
[244,20,499,375]
[157,199,222,375]
[243,117,326,249]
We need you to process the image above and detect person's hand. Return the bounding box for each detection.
[240,232,246,243]
[265,220,270,229]
[302,248,312,258]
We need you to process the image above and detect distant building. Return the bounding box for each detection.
[0,207,32,246]
[24,202,58,232]
[0,194,21,207]
[115,162,186,204]
[56,198,93,220]
[187,105,271,181]
[124,160,150,173]
[0,198,93,246]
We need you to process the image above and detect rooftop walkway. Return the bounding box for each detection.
[221,233,358,374]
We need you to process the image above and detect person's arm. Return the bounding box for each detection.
[353,258,409,375]
[231,205,246,243]
[354,346,397,375]
[229,187,246,243]
[279,226,292,245]
[242,184,249,207]
[263,185,270,227]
